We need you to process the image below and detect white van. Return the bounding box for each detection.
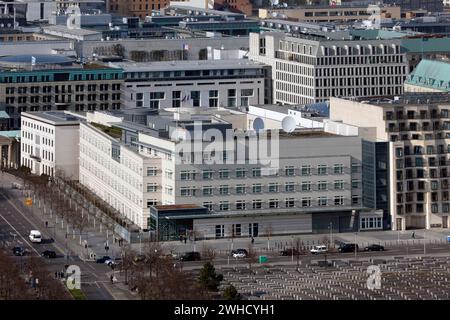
[29,230,42,243]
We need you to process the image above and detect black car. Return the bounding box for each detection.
[338,243,359,253]
[96,256,111,263]
[364,244,385,251]
[280,248,300,256]
[179,252,201,262]
[12,246,25,256]
[42,250,57,258]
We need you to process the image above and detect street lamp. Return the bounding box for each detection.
[329,222,333,248]
[354,232,357,258]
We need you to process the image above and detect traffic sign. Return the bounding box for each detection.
[25,198,33,206]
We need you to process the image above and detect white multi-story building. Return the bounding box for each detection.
[79,108,370,238]
[20,111,82,178]
[248,30,408,105]
[111,59,270,110]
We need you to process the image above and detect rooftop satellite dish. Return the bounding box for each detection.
[253,117,265,132]
[281,116,296,133]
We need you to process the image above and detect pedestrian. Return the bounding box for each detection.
[45,221,48,228]
[184,236,187,244]
[179,235,183,243]
[251,237,254,244]
[54,271,58,279]
[110,274,114,284]
[412,232,415,239]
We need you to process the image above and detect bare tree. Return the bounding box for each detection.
[245,244,259,272]
[264,224,273,250]
[201,242,216,262]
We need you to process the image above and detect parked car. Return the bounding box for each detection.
[42,250,57,259]
[338,243,359,253]
[12,246,25,256]
[96,256,111,263]
[364,244,385,252]
[29,230,42,243]
[280,248,300,256]
[179,252,201,261]
[105,259,118,267]
[231,249,248,258]
[310,245,328,254]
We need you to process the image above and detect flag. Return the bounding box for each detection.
[182,43,190,51]
[31,56,36,66]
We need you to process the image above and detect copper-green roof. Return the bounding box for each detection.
[405,59,450,92]
[401,37,450,53]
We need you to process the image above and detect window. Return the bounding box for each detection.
[301,181,311,191]
[252,184,262,193]
[203,169,213,179]
[301,197,311,207]
[334,196,344,206]
[352,180,359,189]
[252,168,261,177]
[285,166,295,176]
[203,186,212,196]
[269,199,279,208]
[285,182,295,192]
[360,217,382,230]
[334,164,344,174]
[146,199,157,208]
[180,170,193,180]
[172,91,181,108]
[301,165,311,175]
[219,201,230,211]
[147,167,157,176]
[285,198,295,208]
[318,165,327,175]
[203,202,213,211]
[318,197,327,206]
[232,224,241,236]
[215,225,225,238]
[334,180,344,190]
[146,183,157,192]
[252,200,262,209]
[219,185,229,195]
[219,169,230,179]
[236,168,246,178]
[227,89,236,107]
[318,181,328,191]
[352,196,360,205]
[180,187,194,196]
[240,89,253,106]
[268,183,279,193]
[236,184,246,194]
[209,90,218,107]
[191,91,200,107]
[236,200,246,210]
[150,92,164,109]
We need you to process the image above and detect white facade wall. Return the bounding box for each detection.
[20,113,79,178]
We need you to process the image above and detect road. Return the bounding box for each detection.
[0,188,118,300]
[177,242,450,270]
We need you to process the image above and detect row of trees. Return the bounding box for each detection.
[0,249,70,300]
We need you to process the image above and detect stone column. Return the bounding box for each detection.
[7,143,12,168]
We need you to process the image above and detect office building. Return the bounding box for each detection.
[20,111,83,178]
[0,55,123,130]
[329,93,450,231]
[112,59,268,109]
[79,108,371,237]
[249,30,408,105]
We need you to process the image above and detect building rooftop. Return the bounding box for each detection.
[401,36,450,53]
[111,59,265,72]
[43,25,102,36]
[405,59,450,92]
[21,111,82,125]
[353,92,450,107]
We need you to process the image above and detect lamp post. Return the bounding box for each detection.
[354,232,357,258]
[329,222,333,248]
